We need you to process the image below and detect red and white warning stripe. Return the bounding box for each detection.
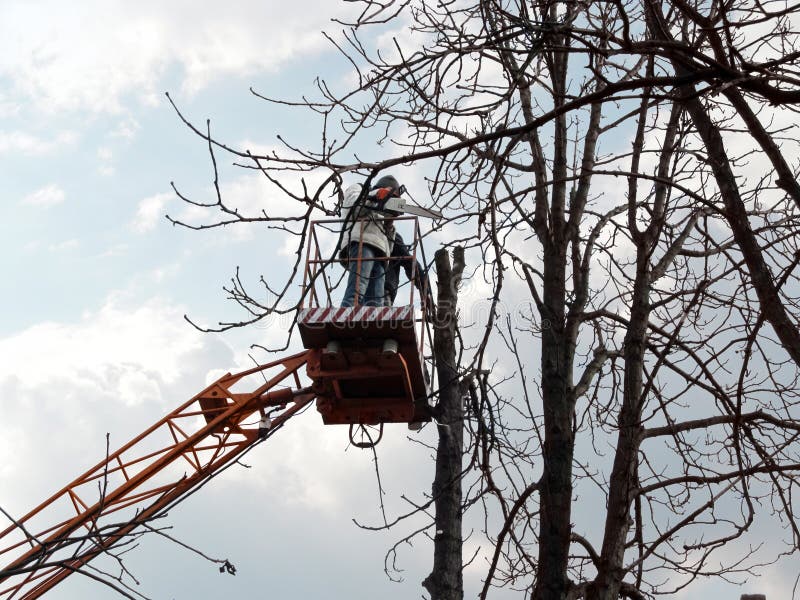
[299,305,413,324]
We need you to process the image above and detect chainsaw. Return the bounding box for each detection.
[364,185,443,220]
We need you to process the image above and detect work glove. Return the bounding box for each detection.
[369,187,394,203]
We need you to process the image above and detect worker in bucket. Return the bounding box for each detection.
[339,174,404,307]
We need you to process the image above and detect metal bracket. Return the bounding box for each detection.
[349,423,384,448]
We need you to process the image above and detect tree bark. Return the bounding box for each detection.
[534,242,573,600]
[423,246,466,600]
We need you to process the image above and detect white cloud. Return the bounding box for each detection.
[149,263,179,283]
[0,295,221,397]
[99,242,130,258]
[97,146,113,161]
[20,183,65,207]
[97,145,115,176]
[0,0,349,116]
[110,116,141,139]
[132,192,171,233]
[0,130,77,156]
[48,238,79,252]
[0,93,21,118]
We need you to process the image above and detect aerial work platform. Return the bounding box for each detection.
[0,206,439,599]
[298,216,434,431]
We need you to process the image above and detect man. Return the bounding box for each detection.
[384,231,433,310]
[339,174,402,307]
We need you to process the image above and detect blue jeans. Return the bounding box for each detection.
[341,243,386,307]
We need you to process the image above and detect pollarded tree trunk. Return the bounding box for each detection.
[423,247,466,600]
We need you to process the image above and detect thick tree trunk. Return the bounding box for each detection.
[534,245,573,600]
[422,247,465,600]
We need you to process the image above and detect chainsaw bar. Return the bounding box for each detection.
[367,197,443,219]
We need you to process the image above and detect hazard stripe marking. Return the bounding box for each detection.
[298,305,415,323]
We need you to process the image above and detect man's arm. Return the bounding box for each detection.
[341,184,362,216]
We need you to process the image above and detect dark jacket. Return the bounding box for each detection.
[385,232,432,307]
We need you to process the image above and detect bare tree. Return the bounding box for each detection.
[157,1,800,599]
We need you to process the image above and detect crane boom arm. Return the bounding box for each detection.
[0,350,314,599]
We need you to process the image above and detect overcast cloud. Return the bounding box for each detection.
[0,0,340,116]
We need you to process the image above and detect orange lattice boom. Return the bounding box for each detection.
[0,352,313,599]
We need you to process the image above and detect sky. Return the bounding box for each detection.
[0,1,797,599]
[0,2,463,599]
